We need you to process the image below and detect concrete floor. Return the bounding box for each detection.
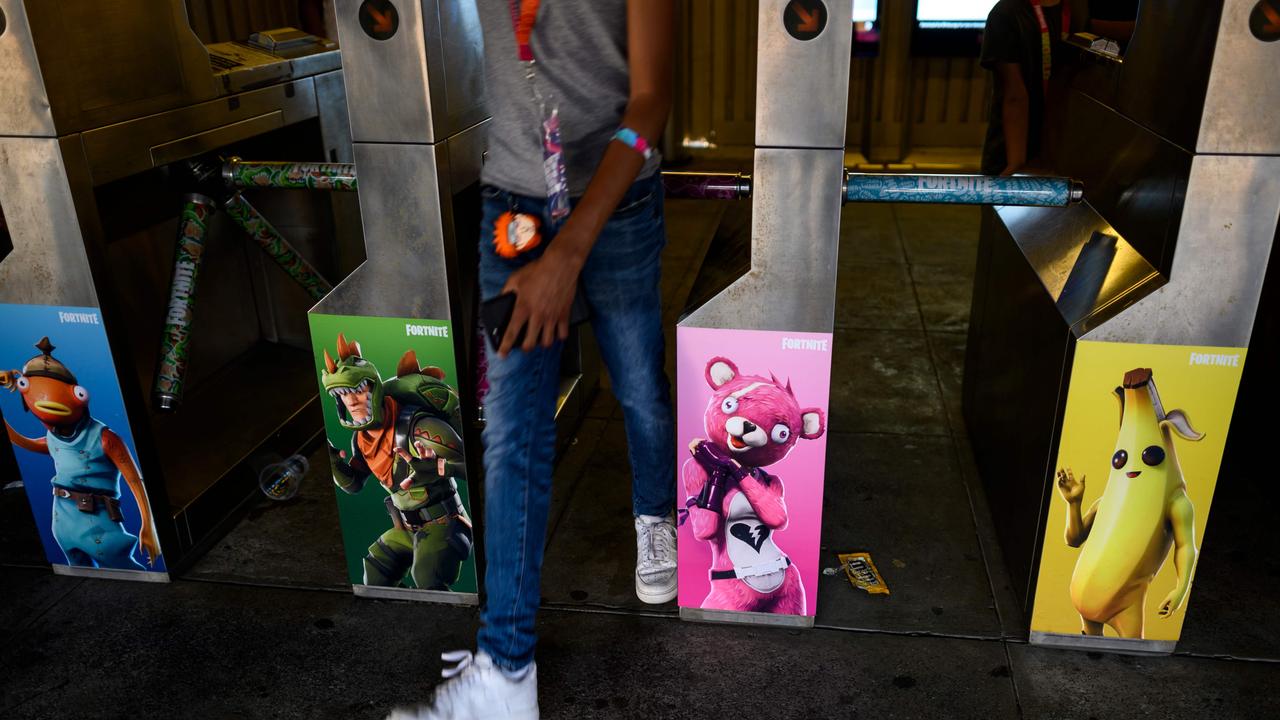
[3,200,1278,719]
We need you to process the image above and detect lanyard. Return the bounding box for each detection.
[509,0,541,62]
[506,0,572,220]
[1030,0,1070,93]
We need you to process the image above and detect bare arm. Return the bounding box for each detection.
[499,0,675,355]
[996,63,1029,176]
[103,428,161,566]
[6,420,49,454]
[1158,491,1198,618]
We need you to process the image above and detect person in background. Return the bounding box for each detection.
[980,0,1080,176]
[390,1,676,718]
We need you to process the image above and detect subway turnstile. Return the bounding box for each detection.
[673,1,1084,627]
[0,0,355,577]
[964,0,1280,654]
[310,0,495,604]
[675,0,850,627]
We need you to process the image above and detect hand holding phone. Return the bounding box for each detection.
[481,289,589,353]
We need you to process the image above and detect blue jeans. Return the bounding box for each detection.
[476,173,675,671]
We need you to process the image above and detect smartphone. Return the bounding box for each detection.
[481,289,590,350]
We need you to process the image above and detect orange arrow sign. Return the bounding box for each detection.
[1262,1,1280,32]
[794,5,821,33]
[367,6,394,33]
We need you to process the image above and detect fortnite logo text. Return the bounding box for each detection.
[916,175,998,193]
[781,337,830,351]
[166,263,197,326]
[406,324,449,338]
[1189,352,1240,367]
[58,311,101,325]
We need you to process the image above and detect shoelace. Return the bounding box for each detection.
[441,649,474,679]
[639,520,675,570]
[431,649,479,709]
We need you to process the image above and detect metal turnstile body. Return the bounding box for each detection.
[0,0,355,576]
[314,0,492,604]
[965,0,1280,653]
[676,0,851,627]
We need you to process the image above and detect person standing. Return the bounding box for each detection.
[391,1,676,718]
[980,0,1078,176]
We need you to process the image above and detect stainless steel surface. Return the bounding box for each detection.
[314,140,453,319]
[446,119,487,197]
[353,585,480,605]
[1198,0,1280,154]
[1050,90,1192,276]
[680,148,843,334]
[996,202,1162,335]
[80,79,318,186]
[51,565,171,583]
[314,69,366,280]
[151,113,286,168]
[680,606,816,629]
[207,42,342,95]
[315,70,355,163]
[20,0,219,135]
[0,0,55,137]
[965,206,1078,611]
[1030,631,1175,656]
[754,0,852,149]
[1086,155,1280,348]
[429,0,488,141]
[0,137,99,307]
[335,0,487,144]
[1114,0,1224,151]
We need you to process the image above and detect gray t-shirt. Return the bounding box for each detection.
[476,0,661,197]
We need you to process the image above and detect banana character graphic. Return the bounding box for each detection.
[1055,367,1203,639]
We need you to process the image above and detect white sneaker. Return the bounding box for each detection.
[387,650,538,720]
[635,513,677,604]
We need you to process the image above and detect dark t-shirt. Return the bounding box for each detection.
[980,0,1065,175]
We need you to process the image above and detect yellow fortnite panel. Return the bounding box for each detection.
[1030,341,1245,643]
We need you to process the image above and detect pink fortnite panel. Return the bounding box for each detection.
[676,326,833,617]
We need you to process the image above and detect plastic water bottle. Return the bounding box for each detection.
[259,454,308,501]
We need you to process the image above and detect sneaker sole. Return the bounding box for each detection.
[635,574,677,604]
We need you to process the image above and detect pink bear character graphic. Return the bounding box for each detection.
[682,356,826,615]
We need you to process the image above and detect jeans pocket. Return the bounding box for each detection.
[612,189,657,220]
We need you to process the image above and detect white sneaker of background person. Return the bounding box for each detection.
[387,650,538,720]
[635,513,677,604]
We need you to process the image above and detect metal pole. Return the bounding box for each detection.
[661,171,752,200]
[844,172,1083,207]
[222,194,333,301]
[153,193,217,411]
[224,157,358,192]
[219,160,1084,208]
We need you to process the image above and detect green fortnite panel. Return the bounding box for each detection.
[309,314,478,595]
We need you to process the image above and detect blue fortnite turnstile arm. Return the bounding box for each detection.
[843,172,1083,207]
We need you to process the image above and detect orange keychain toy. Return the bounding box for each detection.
[493,211,542,258]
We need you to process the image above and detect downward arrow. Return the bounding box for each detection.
[1263,2,1280,33]
[794,5,820,33]
[367,6,394,33]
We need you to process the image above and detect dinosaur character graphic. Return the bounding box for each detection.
[1055,367,1203,639]
[682,357,825,615]
[1,337,161,569]
[321,333,473,591]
